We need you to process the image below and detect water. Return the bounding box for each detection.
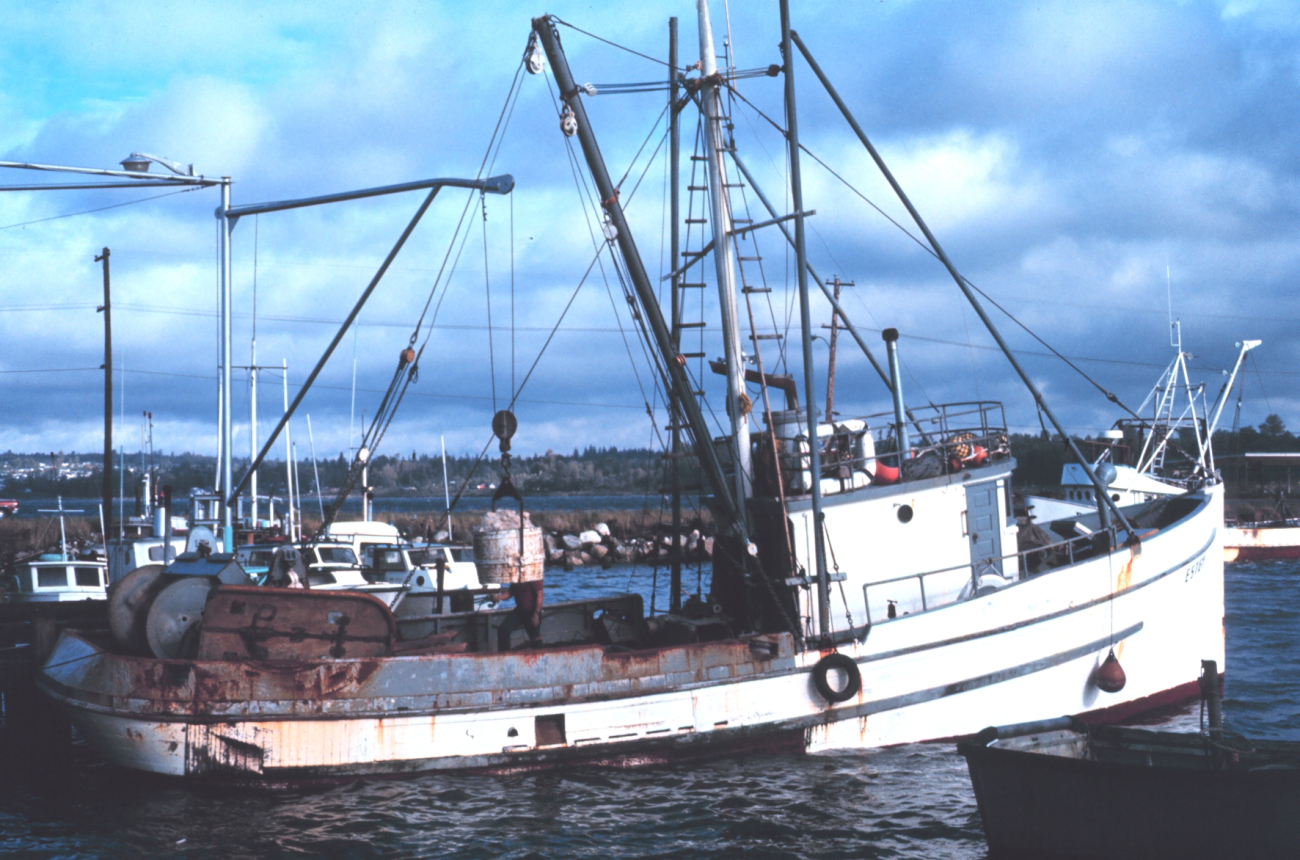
[2,560,1295,859]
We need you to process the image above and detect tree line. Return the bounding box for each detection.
[4,415,1296,499]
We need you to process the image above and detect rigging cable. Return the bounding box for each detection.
[434,245,607,534]
[483,193,497,411]
[553,17,673,69]
[725,80,1144,420]
[0,186,198,231]
[547,67,672,449]
[322,59,527,524]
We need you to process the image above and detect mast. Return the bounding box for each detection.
[95,247,112,539]
[292,441,304,537]
[697,0,752,505]
[282,358,295,542]
[250,343,258,526]
[1208,340,1261,440]
[441,435,452,541]
[531,15,742,531]
[219,178,234,552]
[780,0,832,637]
[669,15,684,612]
[307,414,325,522]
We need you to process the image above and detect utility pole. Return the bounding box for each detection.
[95,247,112,538]
[824,277,854,420]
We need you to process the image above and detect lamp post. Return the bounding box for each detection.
[0,155,223,544]
[110,153,235,550]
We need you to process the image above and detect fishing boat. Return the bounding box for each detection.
[1224,518,1300,562]
[958,664,1299,860]
[38,3,1224,780]
[1219,458,1300,561]
[1024,334,1257,525]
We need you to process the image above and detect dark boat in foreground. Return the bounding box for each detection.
[958,668,1300,860]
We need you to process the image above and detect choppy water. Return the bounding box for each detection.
[2,560,1295,859]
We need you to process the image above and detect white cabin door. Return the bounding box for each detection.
[965,481,1004,575]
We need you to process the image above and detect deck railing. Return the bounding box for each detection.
[758,400,1011,496]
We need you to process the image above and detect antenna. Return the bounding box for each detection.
[1167,262,1180,351]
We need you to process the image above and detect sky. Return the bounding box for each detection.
[1,0,1297,468]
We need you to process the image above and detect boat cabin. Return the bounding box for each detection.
[320,520,406,568]
[5,555,108,602]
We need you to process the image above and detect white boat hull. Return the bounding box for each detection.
[39,486,1224,781]
[1223,524,1300,562]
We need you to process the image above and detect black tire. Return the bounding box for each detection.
[812,652,861,703]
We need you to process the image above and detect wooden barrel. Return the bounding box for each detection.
[473,515,544,584]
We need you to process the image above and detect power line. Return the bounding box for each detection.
[0,187,199,231]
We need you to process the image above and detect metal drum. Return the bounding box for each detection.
[473,511,544,585]
[146,576,217,659]
[107,564,167,655]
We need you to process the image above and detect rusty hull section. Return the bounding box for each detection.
[39,629,796,722]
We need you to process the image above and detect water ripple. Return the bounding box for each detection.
[3,561,1295,859]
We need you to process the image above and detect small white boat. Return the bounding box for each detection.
[4,497,107,602]
[5,554,108,603]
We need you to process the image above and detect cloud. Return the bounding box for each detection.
[1,0,1298,467]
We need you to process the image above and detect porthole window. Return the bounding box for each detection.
[897,504,913,524]
[1111,493,1120,502]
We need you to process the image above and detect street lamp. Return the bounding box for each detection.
[120,152,195,177]
[0,152,228,545]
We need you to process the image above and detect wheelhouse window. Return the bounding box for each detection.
[244,550,275,568]
[375,549,406,571]
[315,546,358,565]
[37,567,69,588]
[75,567,102,586]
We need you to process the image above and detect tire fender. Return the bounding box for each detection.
[812,652,861,703]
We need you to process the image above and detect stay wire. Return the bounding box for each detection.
[0,186,199,231]
[553,17,673,70]
[510,190,516,399]
[328,60,525,522]
[409,58,525,345]
[483,193,497,411]
[546,68,670,449]
[727,81,1142,419]
[435,246,605,534]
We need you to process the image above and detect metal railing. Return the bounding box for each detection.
[762,400,1010,496]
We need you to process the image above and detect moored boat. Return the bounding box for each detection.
[36,3,1226,781]
[5,554,108,603]
[4,496,108,603]
[1024,337,1258,526]
[959,704,1300,858]
[1222,519,1300,562]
